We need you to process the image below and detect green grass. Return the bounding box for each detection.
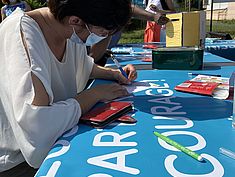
[119,30,144,43]
[207,20,235,37]
[119,20,235,44]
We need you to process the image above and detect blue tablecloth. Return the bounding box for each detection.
[36,53,234,177]
[205,39,235,61]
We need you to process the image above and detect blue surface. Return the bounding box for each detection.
[36,52,235,177]
[108,46,234,67]
[111,40,235,61]
[205,40,235,61]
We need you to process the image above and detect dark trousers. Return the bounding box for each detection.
[0,162,37,177]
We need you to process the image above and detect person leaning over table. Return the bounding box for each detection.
[0,0,137,176]
[88,3,170,66]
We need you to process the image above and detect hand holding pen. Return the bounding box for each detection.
[108,51,137,84]
[110,53,128,79]
[123,64,137,78]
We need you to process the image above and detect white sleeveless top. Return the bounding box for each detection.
[0,8,94,171]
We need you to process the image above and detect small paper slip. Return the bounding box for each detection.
[175,75,229,99]
[124,81,159,94]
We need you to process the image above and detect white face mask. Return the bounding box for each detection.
[70,25,107,46]
[70,28,84,44]
[85,24,107,46]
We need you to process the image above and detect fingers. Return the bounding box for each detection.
[114,87,130,98]
[107,83,130,99]
[123,64,137,82]
[116,72,130,85]
[113,64,137,84]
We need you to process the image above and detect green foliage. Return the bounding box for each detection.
[206,20,235,38]
[25,0,47,10]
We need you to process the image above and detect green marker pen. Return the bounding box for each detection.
[153,131,204,162]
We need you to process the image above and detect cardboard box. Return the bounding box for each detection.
[166,11,206,48]
[152,47,204,70]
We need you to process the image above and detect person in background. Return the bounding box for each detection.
[143,0,175,43]
[1,0,31,20]
[88,3,170,66]
[0,0,136,176]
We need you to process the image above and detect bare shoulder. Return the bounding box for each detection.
[25,7,48,23]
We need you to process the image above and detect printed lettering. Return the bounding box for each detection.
[87,149,140,175]
[39,161,61,177]
[93,132,137,146]
[151,106,186,115]
[146,89,174,96]
[153,116,193,129]
[165,154,224,176]
[148,96,180,105]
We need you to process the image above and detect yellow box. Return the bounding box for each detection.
[166,11,206,48]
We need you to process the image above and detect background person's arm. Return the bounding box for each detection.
[131,4,169,25]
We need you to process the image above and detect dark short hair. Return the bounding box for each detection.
[48,0,132,32]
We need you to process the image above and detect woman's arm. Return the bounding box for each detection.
[90,63,137,83]
[30,64,132,115]
[131,4,169,25]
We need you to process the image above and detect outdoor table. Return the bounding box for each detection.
[205,39,235,61]
[36,51,235,177]
[111,39,235,62]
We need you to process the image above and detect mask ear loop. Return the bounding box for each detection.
[85,24,91,34]
[72,27,76,34]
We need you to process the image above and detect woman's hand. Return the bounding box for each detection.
[93,83,130,102]
[90,63,137,85]
[75,83,129,114]
[113,64,137,85]
[123,64,137,81]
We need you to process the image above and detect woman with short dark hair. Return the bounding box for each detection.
[0,0,136,176]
